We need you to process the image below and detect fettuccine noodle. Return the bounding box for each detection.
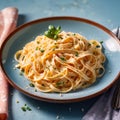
[14,31,106,93]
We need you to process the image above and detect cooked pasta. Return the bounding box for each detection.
[14,31,106,93]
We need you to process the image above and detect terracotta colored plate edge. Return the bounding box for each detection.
[0,16,120,103]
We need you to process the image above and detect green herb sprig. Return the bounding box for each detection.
[44,25,61,40]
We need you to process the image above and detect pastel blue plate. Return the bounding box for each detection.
[0,17,120,103]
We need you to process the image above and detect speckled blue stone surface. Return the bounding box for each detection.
[0,0,120,120]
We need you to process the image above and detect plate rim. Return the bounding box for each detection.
[0,16,120,103]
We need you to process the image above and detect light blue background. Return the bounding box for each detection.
[0,0,120,120]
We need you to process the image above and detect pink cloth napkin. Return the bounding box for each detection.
[0,7,18,120]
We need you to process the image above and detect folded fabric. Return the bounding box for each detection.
[82,28,120,120]
[0,7,18,120]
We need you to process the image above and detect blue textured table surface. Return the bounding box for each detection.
[0,0,120,120]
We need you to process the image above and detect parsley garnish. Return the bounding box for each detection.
[44,25,61,40]
[36,47,39,50]
[75,52,79,57]
[100,41,103,44]
[40,49,45,53]
[21,106,26,112]
[56,81,64,87]
[60,57,66,61]
[21,104,32,112]
[35,89,37,92]
[29,83,35,87]
[96,45,100,48]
